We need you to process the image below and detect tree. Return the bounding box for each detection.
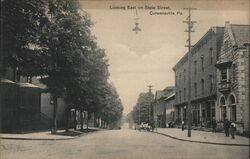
[40,0,95,133]
[0,0,48,80]
[98,83,124,129]
[129,92,154,125]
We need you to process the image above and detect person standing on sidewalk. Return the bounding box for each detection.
[230,122,236,139]
[181,120,185,131]
[224,118,230,137]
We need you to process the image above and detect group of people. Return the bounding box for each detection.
[224,118,236,139]
[181,117,237,139]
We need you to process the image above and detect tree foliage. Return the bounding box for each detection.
[98,83,124,128]
[1,0,48,79]
[1,0,124,132]
[129,92,154,124]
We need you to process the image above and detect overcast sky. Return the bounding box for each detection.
[80,0,249,114]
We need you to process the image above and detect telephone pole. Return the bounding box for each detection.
[183,7,196,137]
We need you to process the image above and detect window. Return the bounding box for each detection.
[229,95,236,121]
[224,40,229,52]
[194,61,197,75]
[194,83,197,97]
[175,76,178,87]
[200,55,204,72]
[179,90,182,102]
[179,73,181,85]
[201,79,205,95]
[209,48,213,64]
[175,75,178,86]
[183,69,186,83]
[209,75,213,93]
[184,88,186,101]
[232,64,236,82]
[221,69,227,82]
[176,92,178,102]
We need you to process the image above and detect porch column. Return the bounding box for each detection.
[227,105,231,120]
[199,103,202,126]
[226,68,230,82]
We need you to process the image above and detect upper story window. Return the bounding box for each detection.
[184,88,186,101]
[194,61,197,75]
[209,48,213,65]
[194,82,197,97]
[183,69,186,83]
[201,79,205,95]
[176,92,178,102]
[221,69,227,82]
[179,73,182,84]
[224,40,229,52]
[232,64,236,82]
[175,75,178,86]
[200,55,204,72]
[179,90,182,102]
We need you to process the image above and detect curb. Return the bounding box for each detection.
[0,129,101,141]
[153,131,250,147]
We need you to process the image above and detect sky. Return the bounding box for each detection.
[80,0,249,114]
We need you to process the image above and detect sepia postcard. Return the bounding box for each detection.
[0,0,249,159]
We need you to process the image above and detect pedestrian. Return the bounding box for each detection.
[230,122,236,139]
[212,117,217,133]
[181,120,185,131]
[224,118,230,137]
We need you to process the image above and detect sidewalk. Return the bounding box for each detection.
[0,128,100,140]
[154,128,249,146]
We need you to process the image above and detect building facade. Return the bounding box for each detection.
[164,90,175,125]
[215,22,250,134]
[173,27,224,127]
[153,86,175,128]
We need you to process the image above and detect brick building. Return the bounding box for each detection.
[215,22,249,134]
[173,27,224,127]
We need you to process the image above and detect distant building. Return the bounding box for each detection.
[153,86,175,128]
[173,27,224,127]
[215,22,250,134]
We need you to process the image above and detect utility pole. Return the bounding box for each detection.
[183,7,196,137]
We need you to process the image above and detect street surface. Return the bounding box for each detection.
[0,128,249,159]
